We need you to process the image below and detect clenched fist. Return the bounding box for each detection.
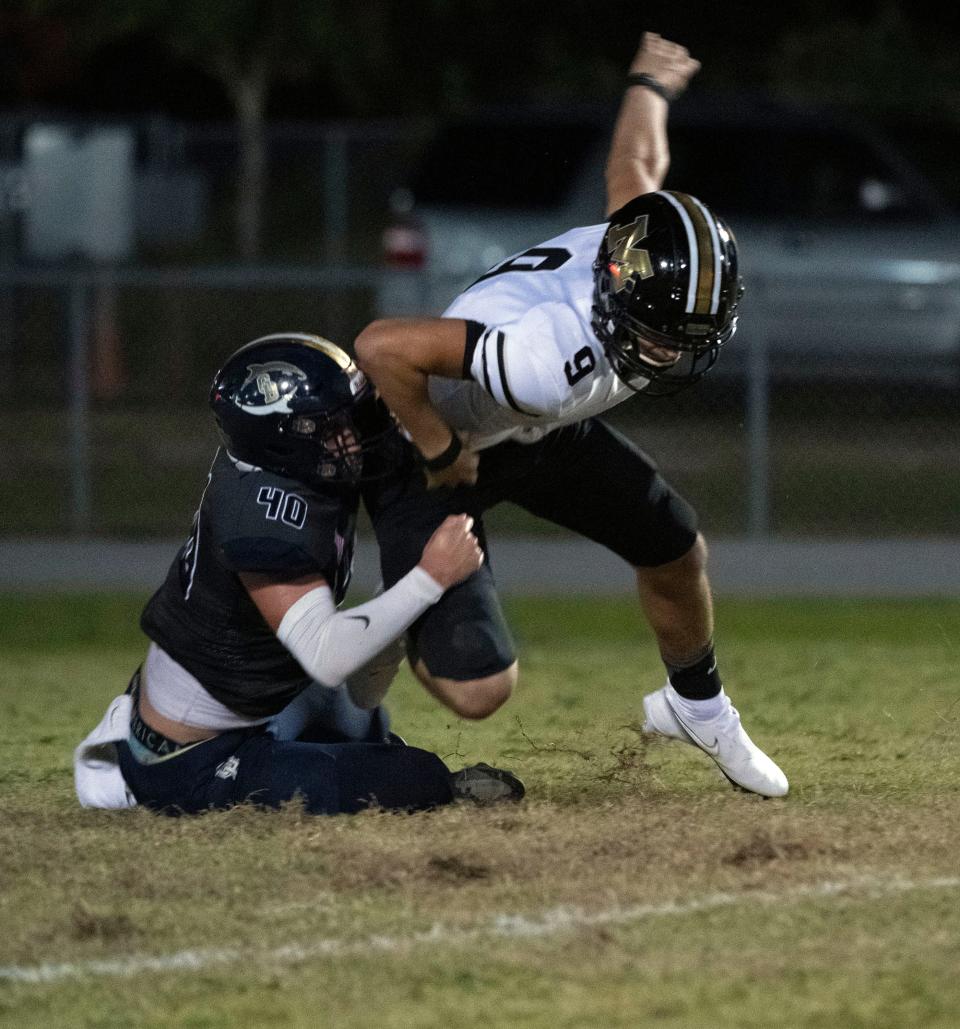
[417,514,484,589]
[630,32,701,99]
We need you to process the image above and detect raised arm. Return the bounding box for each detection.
[605,32,701,216]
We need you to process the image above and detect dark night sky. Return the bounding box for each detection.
[2,2,958,121]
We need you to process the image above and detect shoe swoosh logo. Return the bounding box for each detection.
[346,615,370,629]
[671,711,721,757]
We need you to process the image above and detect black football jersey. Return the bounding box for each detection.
[140,448,357,718]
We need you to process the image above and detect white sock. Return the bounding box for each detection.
[666,683,728,722]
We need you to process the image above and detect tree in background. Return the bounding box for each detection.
[20,0,624,258]
[768,2,960,120]
[22,0,380,259]
[10,0,960,254]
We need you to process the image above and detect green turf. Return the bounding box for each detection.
[1,594,959,1027]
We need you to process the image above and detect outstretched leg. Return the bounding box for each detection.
[637,533,788,797]
[496,420,788,797]
[636,532,714,673]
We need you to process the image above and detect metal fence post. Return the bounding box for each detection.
[323,127,349,262]
[67,278,92,535]
[745,278,771,538]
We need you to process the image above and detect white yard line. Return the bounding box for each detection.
[2,873,958,985]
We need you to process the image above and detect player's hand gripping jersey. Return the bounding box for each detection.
[428,224,635,451]
[141,449,356,719]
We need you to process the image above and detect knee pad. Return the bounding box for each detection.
[406,566,516,682]
[411,611,516,682]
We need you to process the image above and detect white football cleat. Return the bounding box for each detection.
[642,684,789,798]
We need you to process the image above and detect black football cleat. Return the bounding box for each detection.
[450,762,525,804]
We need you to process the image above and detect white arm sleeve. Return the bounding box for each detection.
[276,566,444,689]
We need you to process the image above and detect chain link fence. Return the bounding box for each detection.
[0,113,957,541]
[1,265,956,540]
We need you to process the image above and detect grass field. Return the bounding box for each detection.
[1,593,959,1028]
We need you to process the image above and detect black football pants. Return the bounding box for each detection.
[366,417,698,681]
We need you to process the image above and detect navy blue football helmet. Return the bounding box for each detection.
[210,333,400,485]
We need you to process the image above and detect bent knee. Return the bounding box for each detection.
[419,663,517,720]
[639,532,707,584]
[453,668,516,719]
[680,532,708,573]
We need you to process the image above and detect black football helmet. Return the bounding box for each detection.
[592,190,744,394]
[209,332,400,486]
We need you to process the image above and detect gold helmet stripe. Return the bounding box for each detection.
[656,191,700,314]
[657,191,719,316]
[670,191,718,316]
[244,332,354,370]
[689,194,724,314]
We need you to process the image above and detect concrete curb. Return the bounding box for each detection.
[3,536,958,597]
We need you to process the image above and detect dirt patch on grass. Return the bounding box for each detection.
[70,901,138,942]
[723,831,814,867]
[261,791,960,915]
[2,791,959,969]
[427,855,492,881]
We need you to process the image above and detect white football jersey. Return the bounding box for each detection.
[428,223,639,450]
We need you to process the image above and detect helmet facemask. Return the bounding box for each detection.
[591,191,743,397]
[592,258,731,395]
[285,390,401,485]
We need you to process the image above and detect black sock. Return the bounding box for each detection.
[666,646,722,700]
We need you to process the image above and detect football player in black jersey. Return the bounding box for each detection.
[75,333,523,815]
[355,34,788,797]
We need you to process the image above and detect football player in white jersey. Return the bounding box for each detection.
[356,33,788,798]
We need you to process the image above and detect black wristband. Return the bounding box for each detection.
[418,433,462,472]
[625,73,675,102]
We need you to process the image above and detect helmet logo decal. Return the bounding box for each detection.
[607,215,654,294]
[256,372,280,404]
[240,361,308,415]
